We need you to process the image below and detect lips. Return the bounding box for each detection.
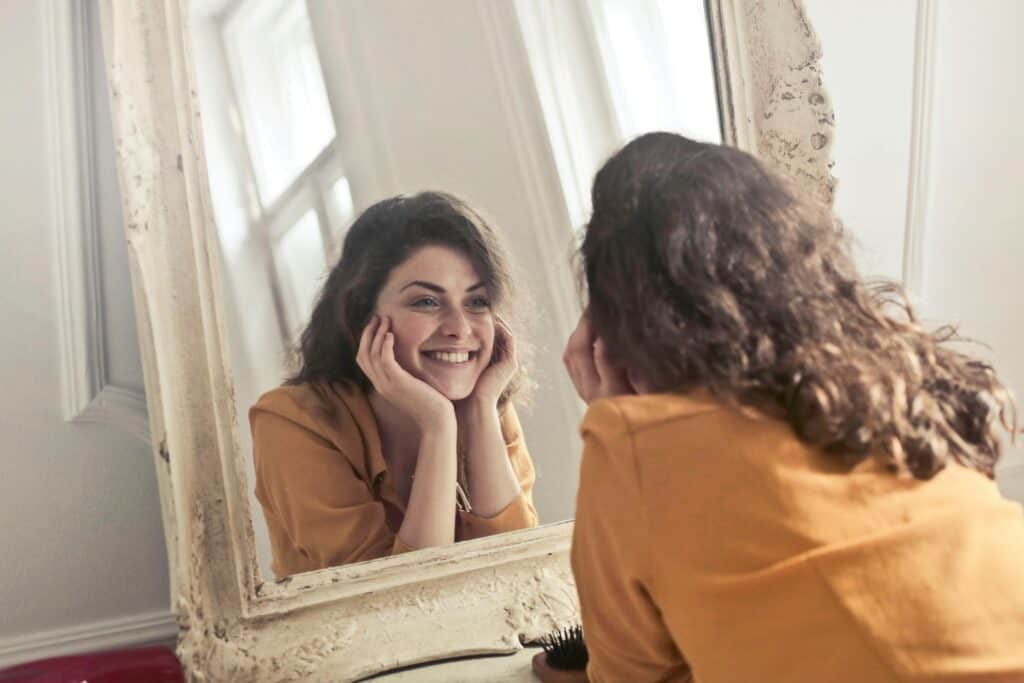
[423,350,475,364]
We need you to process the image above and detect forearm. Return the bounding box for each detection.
[458,400,522,517]
[397,422,458,549]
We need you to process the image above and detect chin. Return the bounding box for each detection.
[410,360,485,402]
[433,383,475,402]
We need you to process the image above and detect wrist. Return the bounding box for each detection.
[457,395,501,419]
[413,401,457,432]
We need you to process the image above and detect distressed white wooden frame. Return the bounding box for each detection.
[97,0,834,680]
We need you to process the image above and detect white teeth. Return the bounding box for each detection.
[427,351,471,364]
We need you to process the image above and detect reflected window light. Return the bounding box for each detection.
[592,0,721,144]
[224,0,336,205]
[274,210,327,337]
[329,176,355,235]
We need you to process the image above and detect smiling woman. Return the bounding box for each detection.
[249,192,538,578]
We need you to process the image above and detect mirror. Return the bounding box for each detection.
[99,0,834,676]
[187,0,722,581]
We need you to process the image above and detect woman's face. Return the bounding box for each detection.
[374,245,495,401]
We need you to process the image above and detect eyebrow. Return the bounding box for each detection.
[399,280,486,294]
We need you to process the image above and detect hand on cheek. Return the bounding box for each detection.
[357,315,455,428]
[462,318,516,409]
[562,312,635,404]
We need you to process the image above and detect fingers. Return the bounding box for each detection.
[563,312,598,401]
[356,315,380,379]
[358,315,395,390]
[492,318,517,367]
[380,327,399,381]
[594,339,633,396]
[563,323,600,403]
[563,311,635,403]
[370,315,388,360]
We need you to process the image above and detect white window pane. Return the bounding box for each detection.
[226,0,336,204]
[329,176,355,232]
[593,0,721,143]
[274,210,326,335]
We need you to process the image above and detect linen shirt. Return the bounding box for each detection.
[250,381,538,579]
[572,391,1024,683]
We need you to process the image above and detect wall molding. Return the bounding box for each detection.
[902,0,937,308]
[44,0,150,444]
[0,609,177,669]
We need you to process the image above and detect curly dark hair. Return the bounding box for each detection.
[581,132,1016,479]
[288,191,528,407]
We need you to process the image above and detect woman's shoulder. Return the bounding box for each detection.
[581,390,726,441]
[250,381,367,433]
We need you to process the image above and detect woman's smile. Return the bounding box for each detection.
[423,350,478,365]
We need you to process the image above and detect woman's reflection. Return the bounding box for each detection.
[250,192,538,579]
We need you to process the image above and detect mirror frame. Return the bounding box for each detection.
[98,0,834,679]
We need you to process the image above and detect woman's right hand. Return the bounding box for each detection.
[357,316,455,429]
[563,309,635,404]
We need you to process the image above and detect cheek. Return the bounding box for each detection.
[476,319,496,360]
[388,315,432,360]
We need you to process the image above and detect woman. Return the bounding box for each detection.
[563,133,1024,682]
[251,192,538,580]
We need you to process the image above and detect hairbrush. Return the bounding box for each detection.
[531,624,589,682]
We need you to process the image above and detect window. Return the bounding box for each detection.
[213,0,355,341]
[223,0,336,204]
[516,0,721,230]
[588,0,721,145]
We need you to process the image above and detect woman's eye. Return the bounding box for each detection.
[411,296,440,309]
[467,297,492,311]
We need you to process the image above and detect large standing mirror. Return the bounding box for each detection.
[98,0,833,678]
[187,0,722,582]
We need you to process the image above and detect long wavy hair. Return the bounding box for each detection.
[581,132,1016,479]
[288,191,527,408]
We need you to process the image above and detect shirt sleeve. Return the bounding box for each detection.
[251,406,410,577]
[571,400,692,683]
[458,404,540,540]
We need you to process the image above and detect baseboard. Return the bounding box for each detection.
[0,609,177,669]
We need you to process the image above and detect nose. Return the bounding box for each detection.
[439,306,472,339]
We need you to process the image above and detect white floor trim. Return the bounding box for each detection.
[0,609,177,669]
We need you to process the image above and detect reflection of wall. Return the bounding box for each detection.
[0,1,173,667]
[805,0,1024,500]
[305,0,586,531]
[193,0,589,578]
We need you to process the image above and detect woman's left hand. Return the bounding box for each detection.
[563,310,634,404]
[463,318,518,409]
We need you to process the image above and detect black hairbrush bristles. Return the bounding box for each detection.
[541,624,588,671]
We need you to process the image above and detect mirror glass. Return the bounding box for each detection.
[188,0,721,581]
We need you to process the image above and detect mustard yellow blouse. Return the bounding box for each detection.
[250,381,538,579]
[572,391,1024,683]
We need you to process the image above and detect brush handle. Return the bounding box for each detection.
[531,651,590,683]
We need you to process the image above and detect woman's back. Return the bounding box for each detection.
[571,392,1024,682]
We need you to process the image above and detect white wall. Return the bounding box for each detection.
[923,1,1024,494]
[805,0,1024,498]
[0,1,173,668]
[804,0,918,282]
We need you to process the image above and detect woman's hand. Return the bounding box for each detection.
[357,316,455,429]
[454,319,522,517]
[461,318,518,410]
[563,310,634,404]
